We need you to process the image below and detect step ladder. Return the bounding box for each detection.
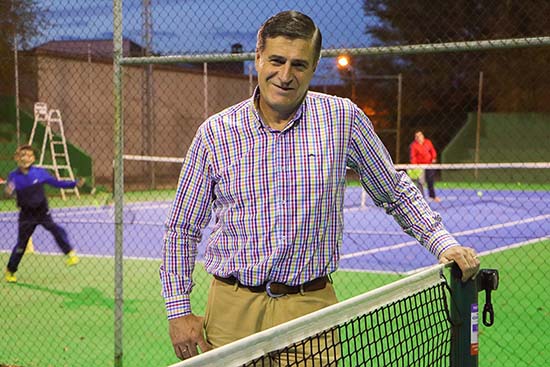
[28,102,48,145]
[29,103,80,200]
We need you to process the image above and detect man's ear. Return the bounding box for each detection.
[255,50,261,69]
[313,58,320,72]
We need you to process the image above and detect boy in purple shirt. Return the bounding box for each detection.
[4,145,85,283]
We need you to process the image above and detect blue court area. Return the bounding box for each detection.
[1,187,548,274]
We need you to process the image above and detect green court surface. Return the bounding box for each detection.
[1,240,548,366]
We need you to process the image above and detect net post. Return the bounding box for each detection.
[450,264,479,367]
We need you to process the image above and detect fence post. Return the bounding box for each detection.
[113,0,125,366]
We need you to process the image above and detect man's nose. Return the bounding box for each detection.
[279,64,293,84]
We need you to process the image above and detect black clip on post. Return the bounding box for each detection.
[476,269,499,327]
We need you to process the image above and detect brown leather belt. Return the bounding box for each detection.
[213,275,329,298]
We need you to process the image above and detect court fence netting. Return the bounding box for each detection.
[2,1,549,366]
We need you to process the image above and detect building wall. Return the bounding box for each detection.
[33,53,252,183]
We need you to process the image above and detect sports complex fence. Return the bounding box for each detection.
[1,1,549,366]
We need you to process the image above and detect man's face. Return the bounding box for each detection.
[255,36,317,120]
[415,132,425,144]
[15,149,35,170]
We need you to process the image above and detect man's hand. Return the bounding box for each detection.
[439,246,480,282]
[169,314,213,360]
[76,177,86,188]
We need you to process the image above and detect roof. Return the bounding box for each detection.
[32,38,146,58]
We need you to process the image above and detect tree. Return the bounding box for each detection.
[360,0,550,161]
[0,0,46,96]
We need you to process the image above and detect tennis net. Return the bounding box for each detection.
[170,263,461,367]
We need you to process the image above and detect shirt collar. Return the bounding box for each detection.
[249,86,306,132]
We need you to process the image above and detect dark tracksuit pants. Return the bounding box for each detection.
[7,206,73,273]
[425,169,437,199]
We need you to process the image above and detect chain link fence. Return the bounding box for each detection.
[1,1,549,366]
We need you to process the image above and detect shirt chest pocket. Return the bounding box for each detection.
[217,146,268,204]
[303,152,326,189]
[292,136,332,197]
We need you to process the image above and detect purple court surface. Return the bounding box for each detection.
[1,188,548,274]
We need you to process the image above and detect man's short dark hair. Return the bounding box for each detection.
[256,10,322,64]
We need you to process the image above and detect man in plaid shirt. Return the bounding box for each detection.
[161,10,480,363]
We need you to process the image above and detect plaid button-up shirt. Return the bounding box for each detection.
[160,90,458,318]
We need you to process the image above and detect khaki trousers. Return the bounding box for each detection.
[204,277,340,366]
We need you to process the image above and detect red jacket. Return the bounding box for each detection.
[410,138,437,164]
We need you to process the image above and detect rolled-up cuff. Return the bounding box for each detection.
[165,295,192,319]
[427,229,460,259]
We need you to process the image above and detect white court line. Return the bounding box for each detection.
[335,267,404,275]
[0,207,108,220]
[3,237,546,276]
[0,202,173,223]
[124,202,172,210]
[0,250,165,263]
[345,229,404,236]
[341,214,550,259]
[0,249,203,265]
[476,236,550,257]
[356,193,550,207]
[437,195,550,204]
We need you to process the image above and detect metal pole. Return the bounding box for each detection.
[350,67,356,102]
[13,0,21,145]
[395,73,402,164]
[142,0,155,188]
[203,62,208,119]
[450,265,479,367]
[248,63,254,96]
[88,43,96,188]
[112,0,124,366]
[474,71,483,179]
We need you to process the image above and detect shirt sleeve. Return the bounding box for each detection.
[41,168,78,188]
[160,127,214,319]
[5,172,16,195]
[409,143,418,164]
[428,140,437,162]
[346,106,458,258]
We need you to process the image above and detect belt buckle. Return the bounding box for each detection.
[266,280,285,298]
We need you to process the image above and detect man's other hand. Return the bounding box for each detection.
[169,314,213,360]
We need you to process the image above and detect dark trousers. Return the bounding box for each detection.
[7,208,73,273]
[425,169,437,198]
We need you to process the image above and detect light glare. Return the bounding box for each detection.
[337,55,350,68]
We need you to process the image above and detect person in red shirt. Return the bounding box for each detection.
[410,131,441,202]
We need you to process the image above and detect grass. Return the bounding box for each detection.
[1,240,548,366]
[474,240,549,366]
